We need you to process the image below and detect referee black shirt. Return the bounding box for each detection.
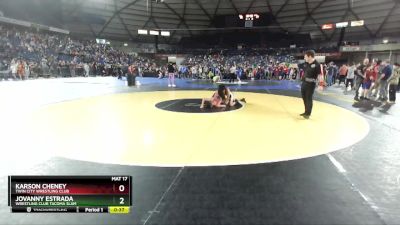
[302,59,321,82]
[168,64,175,73]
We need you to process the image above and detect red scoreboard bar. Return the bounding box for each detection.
[8,176,132,213]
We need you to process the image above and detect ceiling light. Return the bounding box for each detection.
[161,31,170,36]
[138,29,148,35]
[149,30,159,35]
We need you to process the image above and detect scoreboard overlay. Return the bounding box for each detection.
[8,176,132,213]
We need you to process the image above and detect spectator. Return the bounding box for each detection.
[360,60,377,100]
[388,63,399,103]
[345,62,356,90]
[326,62,337,86]
[10,59,17,80]
[17,60,25,80]
[84,63,90,77]
[378,60,392,102]
[338,64,348,86]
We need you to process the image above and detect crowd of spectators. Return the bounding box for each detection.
[0,24,339,83]
[0,25,161,79]
[173,52,300,81]
[320,59,400,104]
[0,24,305,82]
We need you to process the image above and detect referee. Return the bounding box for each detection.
[300,50,321,119]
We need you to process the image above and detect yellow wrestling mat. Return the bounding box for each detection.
[2,91,369,167]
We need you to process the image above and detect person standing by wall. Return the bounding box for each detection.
[388,63,399,104]
[354,58,369,101]
[345,62,356,91]
[191,65,198,80]
[167,63,176,87]
[326,62,337,87]
[17,60,25,80]
[370,60,382,98]
[10,59,17,80]
[229,64,236,83]
[378,60,392,102]
[84,63,90,77]
[361,60,377,100]
[70,61,76,77]
[24,61,30,80]
[338,64,348,86]
[127,63,137,86]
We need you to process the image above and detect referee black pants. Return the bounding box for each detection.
[229,73,236,82]
[389,84,397,102]
[301,82,316,116]
[397,77,400,91]
[354,77,364,98]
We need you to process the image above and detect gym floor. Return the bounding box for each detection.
[0,76,399,225]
